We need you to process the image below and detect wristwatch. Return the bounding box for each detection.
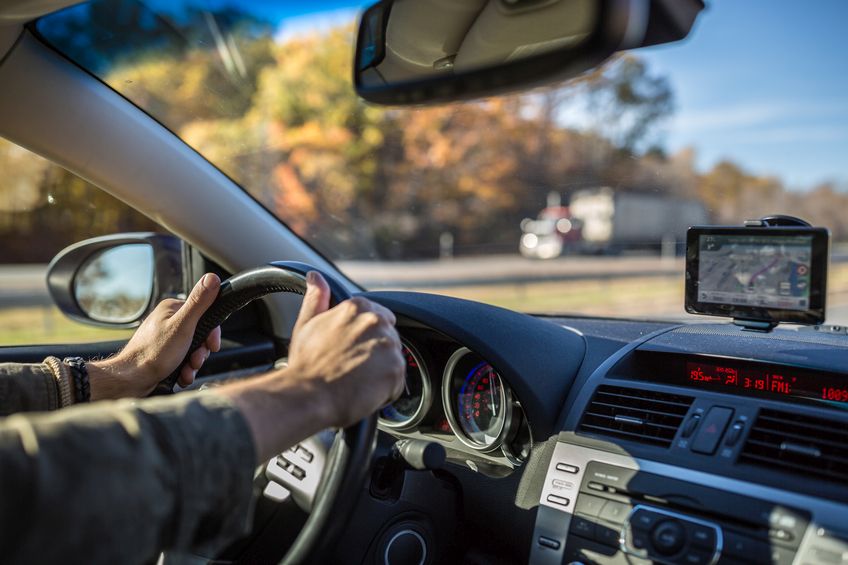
[63,357,91,403]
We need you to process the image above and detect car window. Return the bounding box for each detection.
[35,1,848,324]
[0,137,167,345]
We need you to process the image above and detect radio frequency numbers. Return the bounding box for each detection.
[822,387,848,402]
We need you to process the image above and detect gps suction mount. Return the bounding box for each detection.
[742,215,812,229]
[734,215,812,332]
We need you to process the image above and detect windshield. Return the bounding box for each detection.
[36,0,848,323]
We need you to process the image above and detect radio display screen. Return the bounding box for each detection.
[685,360,848,404]
[635,352,848,408]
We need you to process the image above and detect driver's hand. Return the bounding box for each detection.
[88,273,222,400]
[217,271,405,463]
[286,272,406,428]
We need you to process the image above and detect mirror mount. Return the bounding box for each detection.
[47,233,186,328]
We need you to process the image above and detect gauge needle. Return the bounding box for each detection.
[490,381,497,416]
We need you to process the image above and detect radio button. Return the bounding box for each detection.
[595,523,622,548]
[679,548,713,565]
[546,494,570,507]
[556,462,579,474]
[651,520,686,555]
[631,509,661,531]
[574,494,606,517]
[570,514,596,539]
[685,522,717,549]
[600,500,631,525]
[724,531,772,562]
[630,528,650,551]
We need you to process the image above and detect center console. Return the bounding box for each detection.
[529,324,848,565]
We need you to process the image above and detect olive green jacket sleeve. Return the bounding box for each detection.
[0,362,61,416]
[0,391,258,565]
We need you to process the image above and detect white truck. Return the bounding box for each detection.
[569,187,709,254]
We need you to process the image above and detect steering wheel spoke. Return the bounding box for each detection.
[264,431,334,511]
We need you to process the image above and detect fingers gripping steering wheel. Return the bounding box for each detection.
[153,261,376,564]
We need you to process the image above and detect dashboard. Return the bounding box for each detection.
[348,290,848,565]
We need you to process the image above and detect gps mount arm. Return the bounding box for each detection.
[743,215,811,228]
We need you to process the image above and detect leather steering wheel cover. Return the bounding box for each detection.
[152,261,376,564]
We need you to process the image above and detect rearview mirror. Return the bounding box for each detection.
[355,0,703,105]
[47,233,186,328]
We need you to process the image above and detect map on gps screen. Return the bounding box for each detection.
[698,234,813,311]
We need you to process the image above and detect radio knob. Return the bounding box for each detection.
[651,520,686,555]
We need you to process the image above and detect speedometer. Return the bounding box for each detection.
[443,348,512,451]
[378,341,431,430]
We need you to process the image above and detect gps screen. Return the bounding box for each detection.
[697,234,813,311]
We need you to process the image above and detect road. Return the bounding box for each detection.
[339,254,685,288]
[0,264,53,308]
[0,255,686,305]
[3,254,848,324]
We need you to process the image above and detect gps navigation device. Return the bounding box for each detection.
[685,225,829,327]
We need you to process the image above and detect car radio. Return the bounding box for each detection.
[530,439,848,565]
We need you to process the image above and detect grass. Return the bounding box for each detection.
[404,263,848,319]
[0,306,132,346]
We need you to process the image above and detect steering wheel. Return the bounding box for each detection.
[153,261,377,564]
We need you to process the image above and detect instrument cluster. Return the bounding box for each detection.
[378,335,531,467]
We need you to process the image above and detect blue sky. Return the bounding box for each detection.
[266,0,848,191]
[637,0,848,190]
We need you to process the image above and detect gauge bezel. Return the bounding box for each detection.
[378,339,432,431]
[442,347,513,452]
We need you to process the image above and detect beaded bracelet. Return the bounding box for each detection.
[63,357,91,403]
[44,356,74,408]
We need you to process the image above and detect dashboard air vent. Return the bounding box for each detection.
[739,408,848,483]
[578,385,694,448]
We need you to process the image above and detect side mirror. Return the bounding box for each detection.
[47,233,186,328]
[354,0,703,105]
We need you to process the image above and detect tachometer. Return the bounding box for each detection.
[443,348,512,451]
[378,341,431,430]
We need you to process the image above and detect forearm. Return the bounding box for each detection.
[217,366,334,464]
[0,392,257,564]
[0,356,142,417]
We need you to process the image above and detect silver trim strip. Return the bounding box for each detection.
[383,529,426,565]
